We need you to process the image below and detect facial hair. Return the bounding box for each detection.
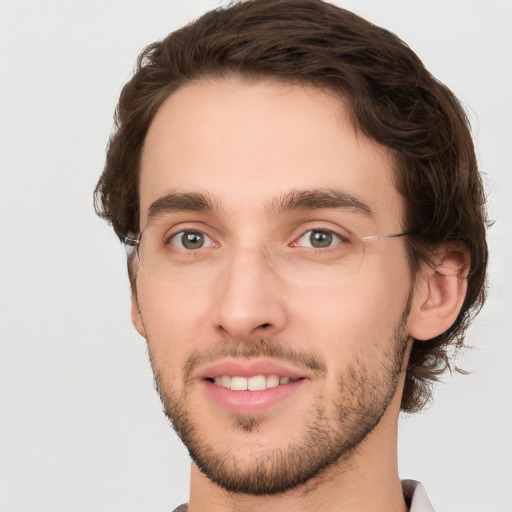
[147,302,410,496]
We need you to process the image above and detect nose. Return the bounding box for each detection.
[214,246,288,340]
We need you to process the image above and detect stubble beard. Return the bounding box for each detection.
[147,305,410,496]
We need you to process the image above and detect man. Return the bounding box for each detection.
[94,1,488,510]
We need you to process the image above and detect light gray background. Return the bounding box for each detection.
[0,1,510,511]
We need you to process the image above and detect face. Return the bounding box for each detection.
[133,78,414,494]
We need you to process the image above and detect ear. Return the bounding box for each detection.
[131,294,146,339]
[408,245,469,341]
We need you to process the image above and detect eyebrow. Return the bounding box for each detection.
[147,191,216,220]
[269,188,373,218]
[146,188,373,221]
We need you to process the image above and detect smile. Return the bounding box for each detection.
[198,359,310,414]
[210,375,297,391]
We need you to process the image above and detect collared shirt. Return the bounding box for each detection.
[403,480,435,512]
[171,479,435,512]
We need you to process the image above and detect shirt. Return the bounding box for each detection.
[171,479,435,512]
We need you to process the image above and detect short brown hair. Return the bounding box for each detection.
[94,0,488,412]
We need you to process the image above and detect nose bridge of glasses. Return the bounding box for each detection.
[211,237,295,288]
[228,239,279,272]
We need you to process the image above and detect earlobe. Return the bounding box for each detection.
[131,294,147,339]
[408,246,469,341]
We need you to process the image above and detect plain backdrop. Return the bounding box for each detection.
[0,1,511,511]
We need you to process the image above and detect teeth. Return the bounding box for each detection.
[248,375,267,391]
[211,374,293,390]
[266,375,280,388]
[230,376,247,391]
[220,375,231,387]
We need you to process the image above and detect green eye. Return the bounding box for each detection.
[296,229,343,249]
[170,231,212,250]
[310,230,333,248]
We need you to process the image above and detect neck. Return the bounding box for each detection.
[187,392,407,512]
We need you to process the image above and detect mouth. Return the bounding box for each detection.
[198,359,309,415]
[207,374,300,391]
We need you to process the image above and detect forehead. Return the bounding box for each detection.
[139,78,403,230]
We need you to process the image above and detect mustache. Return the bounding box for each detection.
[183,338,327,383]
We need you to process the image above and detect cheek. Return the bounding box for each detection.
[136,280,214,365]
[288,257,411,358]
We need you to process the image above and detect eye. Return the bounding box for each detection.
[293,229,345,249]
[169,230,215,250]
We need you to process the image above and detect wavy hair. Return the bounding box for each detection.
[94,0,488,412]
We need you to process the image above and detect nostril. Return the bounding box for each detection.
[260,323,271,329]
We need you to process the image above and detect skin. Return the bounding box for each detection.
[131,78,468,512]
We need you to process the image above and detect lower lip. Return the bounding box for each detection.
[202,379,307,415]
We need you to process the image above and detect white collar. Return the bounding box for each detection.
[402,480,435,512]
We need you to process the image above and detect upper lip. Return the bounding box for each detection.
[196,358,309,380]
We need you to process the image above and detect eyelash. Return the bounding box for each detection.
[291,229,347,250]
[168,230,217,250]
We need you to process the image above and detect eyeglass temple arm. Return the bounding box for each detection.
[123,235,139,247]
[361,232,410,242]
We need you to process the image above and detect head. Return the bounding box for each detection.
[94,0,487,494]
